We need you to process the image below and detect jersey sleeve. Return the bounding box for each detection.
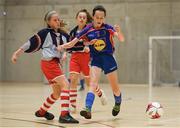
[76,25,91,40]
[105,24,115,35]
[21,29,48,53]
[20,40,31,51]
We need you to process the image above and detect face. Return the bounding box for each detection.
[76,12,87,27]
[47,13,60,30]
[93,10,105,28]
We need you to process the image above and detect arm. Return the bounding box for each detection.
[114,24,125,42]
[11,40,32,64]
[11,30,45,63]
[63,38,79,49]
[57,37,79,51]
[57,25,91,51]
[11,40,32,63]
[11,48,24,64]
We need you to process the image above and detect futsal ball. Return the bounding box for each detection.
[146,102,163,119]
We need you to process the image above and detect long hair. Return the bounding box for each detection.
[76,9,93,24]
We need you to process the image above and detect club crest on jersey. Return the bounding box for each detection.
[94,39,106,51]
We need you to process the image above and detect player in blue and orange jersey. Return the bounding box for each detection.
[11,11,79,123]
[66,9,107,113]
[57,5,125,119]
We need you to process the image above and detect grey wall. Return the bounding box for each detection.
[0,0,5,81]
[1,0,180,83]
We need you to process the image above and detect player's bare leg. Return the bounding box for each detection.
[106,70,122,116]
[80,66,101,119]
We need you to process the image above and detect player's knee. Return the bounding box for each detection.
[61,82,69,90]
[90,82,98,89]
[52,92,60,100]
[51,79,61,85]
[53,94,59,100]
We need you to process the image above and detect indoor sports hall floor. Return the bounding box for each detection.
[0,82,180,128]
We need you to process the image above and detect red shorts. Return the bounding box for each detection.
[41,58,63,84]
[69,52,90,77]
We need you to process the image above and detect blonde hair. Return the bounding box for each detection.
[44,10,68,34]
[44,10,57,22]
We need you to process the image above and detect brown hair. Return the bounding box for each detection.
[76,9,93,24]
[93,5,106,16]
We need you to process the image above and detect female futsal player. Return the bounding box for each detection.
[11,11,79,123]
[57,5,125,119]
[66,9,107,113]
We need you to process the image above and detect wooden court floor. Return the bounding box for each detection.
[0,82,180,128]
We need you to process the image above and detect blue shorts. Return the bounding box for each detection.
[91,54,118,74]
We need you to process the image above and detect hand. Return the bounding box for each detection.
[83,39,97,46]
[114,24,125,42]
[83,46,90,53]
[11,53,18,64]
[90,39,97,45]
[114,24,121,33]
[57,45,64,52]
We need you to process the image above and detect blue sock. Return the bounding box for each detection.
[80,79,85,88]
[85,92,95,111]
[114,93,122,105]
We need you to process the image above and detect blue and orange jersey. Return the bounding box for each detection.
[76,23,115,57]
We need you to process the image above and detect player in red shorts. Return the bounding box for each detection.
[11,11,78,123]
[66,9,107,113]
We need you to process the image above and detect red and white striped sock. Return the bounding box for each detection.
[70,89,77,108]
[95,86,102,97]
[60,90,70,117]
[39,93,57,116]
